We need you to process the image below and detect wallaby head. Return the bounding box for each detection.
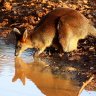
[13,28,33,56]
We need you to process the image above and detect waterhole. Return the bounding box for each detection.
[0,39,96,96]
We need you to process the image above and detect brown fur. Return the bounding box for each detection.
[14,8,96,56]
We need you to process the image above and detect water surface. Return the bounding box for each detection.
[0,39,96,96]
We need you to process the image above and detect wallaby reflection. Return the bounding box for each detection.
[13,57,80,96]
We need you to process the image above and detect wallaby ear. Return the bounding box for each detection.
[13,28,21,35]
[22,29,28,42]
[12,75,18,82]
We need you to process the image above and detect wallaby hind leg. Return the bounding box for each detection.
[58,25,71,52]
[59,35,78,52]
[68,37,79,51]
[58,20,78,52]
[59,33,78,52]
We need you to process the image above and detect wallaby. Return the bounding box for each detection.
[14,8,96,57]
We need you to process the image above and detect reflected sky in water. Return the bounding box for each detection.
[0,76,96,96]
[0,39,96,96]
[0,77,45,96]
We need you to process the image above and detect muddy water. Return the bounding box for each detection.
[0,39,96,96]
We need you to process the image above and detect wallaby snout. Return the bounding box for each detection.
[15,46,21,56]
[15,50,20,56]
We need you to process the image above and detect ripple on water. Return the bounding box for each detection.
[0,41,14,78]
[0,46,14,64]
[0,39,34,64]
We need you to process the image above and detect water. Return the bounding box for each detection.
[0,39,96,96]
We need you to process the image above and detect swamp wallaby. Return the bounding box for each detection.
[14,8,96,57]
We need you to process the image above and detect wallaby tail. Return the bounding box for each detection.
[88,24,96,37]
